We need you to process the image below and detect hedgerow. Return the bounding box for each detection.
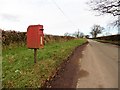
[2,30,75,47]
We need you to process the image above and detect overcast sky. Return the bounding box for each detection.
[0,0,118,36]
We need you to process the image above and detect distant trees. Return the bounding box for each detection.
[85,35,90,39]
[87,0,120,26]
[64,31,84,38]
[64,32,71,36]
[79,32,84,38]
[90,25,104,38]
[72,31,84,38]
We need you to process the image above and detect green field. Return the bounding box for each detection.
[2,39,87,88]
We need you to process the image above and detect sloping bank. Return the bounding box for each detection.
[93,34,120,46]
[95,39,120,46]
[2,38,87,88]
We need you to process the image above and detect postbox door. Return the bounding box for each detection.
[27,26,40,49]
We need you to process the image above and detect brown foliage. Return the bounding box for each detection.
[2,30,26,46]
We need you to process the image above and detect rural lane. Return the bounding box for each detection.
[76,39,118,88]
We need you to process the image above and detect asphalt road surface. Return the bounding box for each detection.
[76,39,118,88]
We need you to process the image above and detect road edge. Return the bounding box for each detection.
[41,41,89,88]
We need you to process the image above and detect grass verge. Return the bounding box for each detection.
[2,39,87,88]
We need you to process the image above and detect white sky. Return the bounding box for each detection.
[0,0,118,36]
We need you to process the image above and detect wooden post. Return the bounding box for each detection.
[34,48,37,63]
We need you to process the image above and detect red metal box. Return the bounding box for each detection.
[27,25,44,49]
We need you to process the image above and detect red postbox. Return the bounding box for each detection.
[27,25,44,63]
[27,25,44,49]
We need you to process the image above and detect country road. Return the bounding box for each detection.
[49,39,119,88]
[77,39,118,88]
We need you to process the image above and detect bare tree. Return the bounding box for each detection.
[87,0,120,26]
[72,31,84,38]
[64,32,71,36]
[79,32,84,38]
[90,24,104,38]
[72,31,79,38]
[85,35,90,39]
